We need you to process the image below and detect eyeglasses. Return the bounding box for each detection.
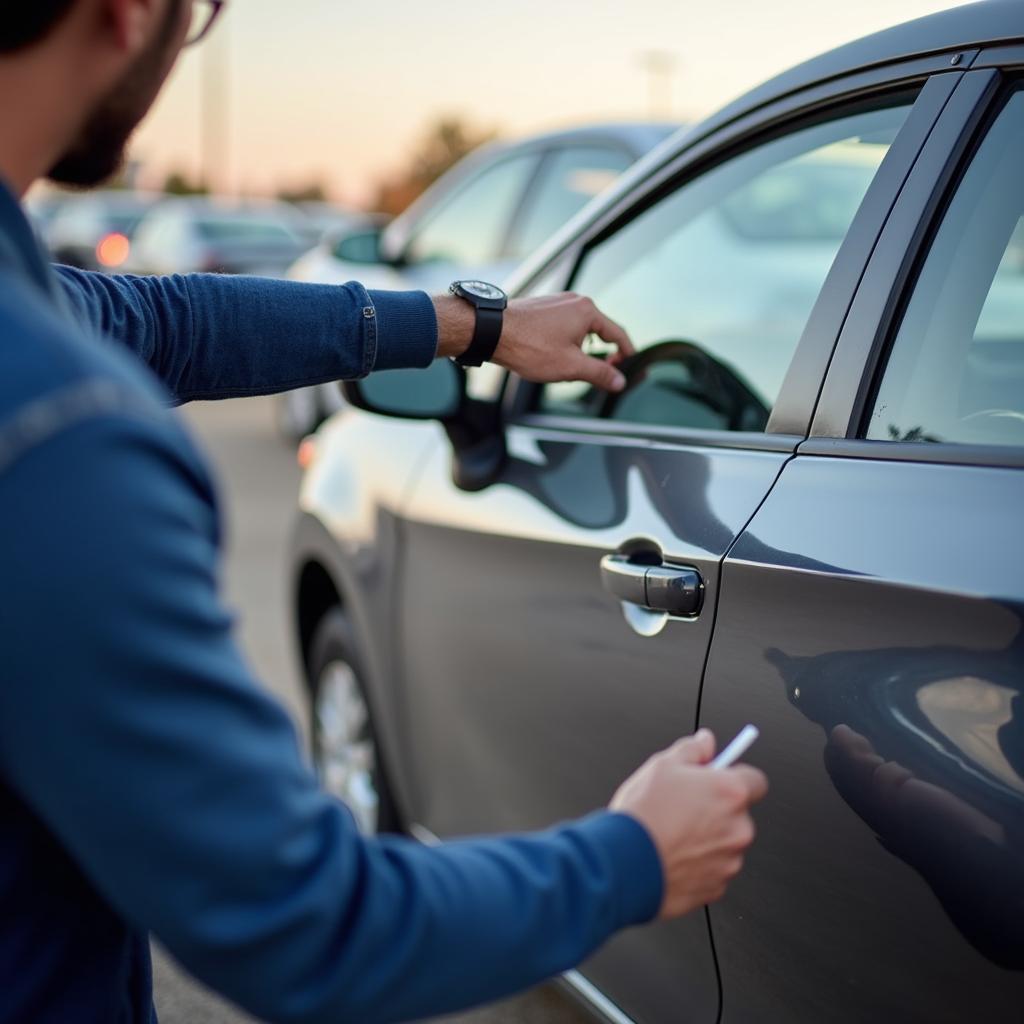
[185,0,225,47]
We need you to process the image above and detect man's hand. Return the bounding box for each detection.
[435,293,634,392]
[610,730,768,918]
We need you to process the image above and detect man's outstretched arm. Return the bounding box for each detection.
[55,268,634,403]
[0,406,664,1024]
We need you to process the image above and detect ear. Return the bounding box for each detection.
[101,0,165,53]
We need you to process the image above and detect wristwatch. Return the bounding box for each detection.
[448,280,508,367]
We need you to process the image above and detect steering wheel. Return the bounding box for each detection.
[597,339,770,432]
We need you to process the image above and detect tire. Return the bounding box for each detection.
[307,608,401,834]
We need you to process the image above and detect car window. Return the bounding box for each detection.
[539,102,913,432]
[866,89,1024,448]
[506,146,634,260]
[404,151,539,267]
[53,200,101,236]
[133,213,171,252]
[196,217,299,245]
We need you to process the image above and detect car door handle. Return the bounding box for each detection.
[600,555,704,617]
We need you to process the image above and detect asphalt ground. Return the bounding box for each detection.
[154,396,587,1024]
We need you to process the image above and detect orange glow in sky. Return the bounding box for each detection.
[130,0,967,206]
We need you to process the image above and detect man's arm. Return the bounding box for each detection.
[56,268,635,402]
[55,267,439,402]
[0,407,662,1024]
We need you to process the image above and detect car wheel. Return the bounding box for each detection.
[307,608,400,834]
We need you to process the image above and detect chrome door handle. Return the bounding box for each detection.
[600,555,704,617]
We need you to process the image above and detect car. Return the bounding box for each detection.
[278,123,677,440]
[290,3,1024,1021]
[24,189,71,246]
[45,189,162,271]
[123,197,312,277]
[291,202,387,248]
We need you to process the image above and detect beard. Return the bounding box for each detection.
[48,0,184,187]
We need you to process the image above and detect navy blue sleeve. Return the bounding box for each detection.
[0,410,663,1024]
[54,268,438,402]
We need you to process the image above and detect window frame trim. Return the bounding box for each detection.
[808,64,1020,459]
[502,58,971,447]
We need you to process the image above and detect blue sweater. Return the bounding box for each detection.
[0,182,663,1024]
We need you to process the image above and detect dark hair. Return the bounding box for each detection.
[0,1,77,53]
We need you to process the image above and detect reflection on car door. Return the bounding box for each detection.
[699,72,1024,1022]
[392,87,940,1024]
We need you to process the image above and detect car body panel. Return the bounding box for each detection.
[698,455,1024,1021]
[292,412,442,816]
[394,426,790,1024]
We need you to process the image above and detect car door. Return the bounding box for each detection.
[699,66,1024,1022]
[395,71,961,1024]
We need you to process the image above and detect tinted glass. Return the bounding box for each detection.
[507,146,633,260]
[196,217,300,244]
[404,151,539,267]
[867,90,1024,448]
[540,103,912,432]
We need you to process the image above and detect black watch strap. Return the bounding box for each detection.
[456,305,503,367]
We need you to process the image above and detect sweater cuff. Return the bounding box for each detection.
[574,811,664,928]
[367,289,438,371]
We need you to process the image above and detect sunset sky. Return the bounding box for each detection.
[131,0,968,207]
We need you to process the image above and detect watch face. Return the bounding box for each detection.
[458,280,505,301]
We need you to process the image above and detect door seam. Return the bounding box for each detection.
[691,448,796,1024]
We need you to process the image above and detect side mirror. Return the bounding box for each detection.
[342,361,507,492]
[331,227,384,266]
[343,359,464,420]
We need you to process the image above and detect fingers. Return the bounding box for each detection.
[569,350,627,392]
[586,304,635,357]
[668,729,716,765]
[727,765,769,804]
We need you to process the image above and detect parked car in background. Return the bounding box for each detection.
[45,189,162,271]
[291,3,1024,1021]
[24,190,71,247]
[279,122,677,439]
[292,202,387,248]
[124,197,312,277]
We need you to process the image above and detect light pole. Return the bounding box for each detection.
[201,14,229,194]
[637,50,678,119]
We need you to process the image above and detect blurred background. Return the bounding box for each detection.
[32,1,968,1021]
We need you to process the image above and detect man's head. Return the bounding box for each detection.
[0,1,200,191]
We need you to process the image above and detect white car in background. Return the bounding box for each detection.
[278,122,678,439]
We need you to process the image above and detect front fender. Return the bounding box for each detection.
[290,407,445,821]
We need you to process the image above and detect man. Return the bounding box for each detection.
[0,2,768,1022]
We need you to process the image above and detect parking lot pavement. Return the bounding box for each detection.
[153,397,587,1024]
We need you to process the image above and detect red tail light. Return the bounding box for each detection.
[96,232,131,269]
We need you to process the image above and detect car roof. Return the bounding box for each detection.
[145,196,302,221]
[502,122,681,157]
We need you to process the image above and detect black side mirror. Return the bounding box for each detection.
[331,228,384,266]
[342,361,506,491]
[343,360,464,420]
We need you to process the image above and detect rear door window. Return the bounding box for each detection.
[506,146,634,260]
[404,151,540,267]
[866,88,1024,447]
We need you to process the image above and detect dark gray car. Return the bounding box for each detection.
[291,3,1024,1020]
